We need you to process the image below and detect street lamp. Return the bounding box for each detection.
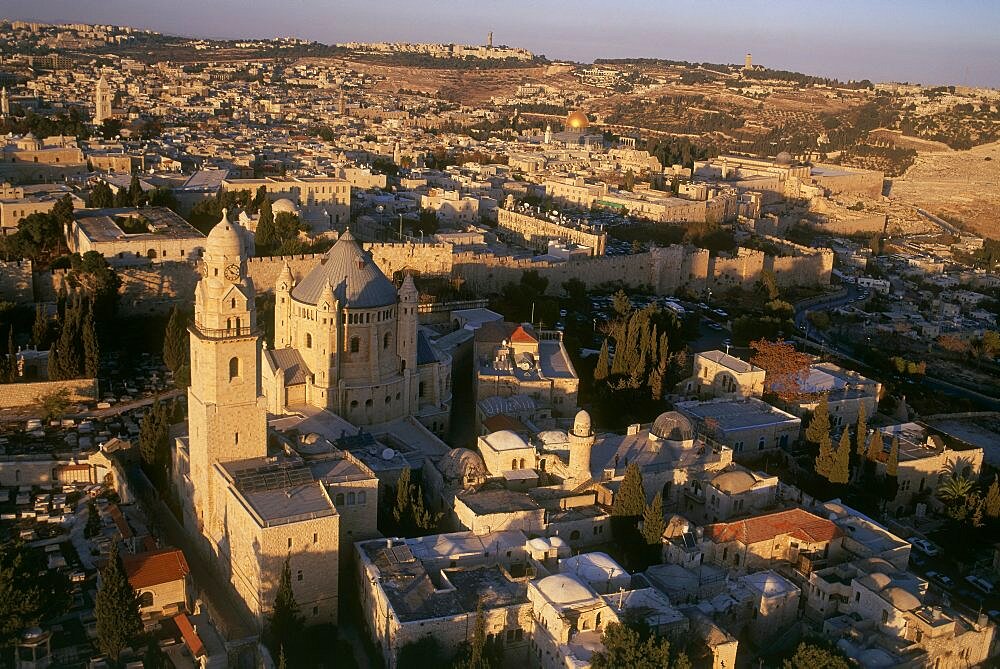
[376,204,385,241]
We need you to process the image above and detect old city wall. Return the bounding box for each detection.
[35,263,201,315]
[0,259,33,304]
[809,214,888,236]
[709,249,766,291]
[0,377,98,414]
[811,164,884,198]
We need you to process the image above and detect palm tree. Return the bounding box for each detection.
[937,475,976,505]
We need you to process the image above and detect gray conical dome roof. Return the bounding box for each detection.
[291,230,397,308]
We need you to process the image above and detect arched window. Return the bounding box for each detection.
[347,492,356,505]
[418,382,425,397]
[582,618,590,630]
[350,337,360,353]
[511,458,518,470]
[305,333,312,349]
[231,297,236,309]
[570,530,581,540]
[235,317,241,332]
[383,332,391,349]
[138,591,154,607]
[350,400,358,408]
[226,317,232,330]
[229,357,240,380]
[335,493,344,505]
[596,612,602,626]
[385,396,391,404]
[365,399,373,408]
[358,491,366,505]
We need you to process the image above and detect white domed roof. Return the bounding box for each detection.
[291,229,398,308]
[272,198,298,214]
[206,209,243,259]
[536,574,596,607]
[651,412,693,441]
[573,410,592,437]
[537,430,569,445]
[439,448,486,485]
[548,536,568,549]
[886,586,920,611]
[711,470,756,495]
[860,557,895,574]
[483,430,529,452]
[775,151,794,165]
[528,537,550,552]
[560,552,628,586]
[864,572,893,591]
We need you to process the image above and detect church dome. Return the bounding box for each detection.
[651,412,693,441]
[272,198,298,215]
[205,209,243,259]
[565,110,589,130]
[572,410,592,438]
[290,229,398,308]
[775,151,794,165]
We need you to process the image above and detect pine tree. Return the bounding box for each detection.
[5,325,15,382]
[85,500,102,538]
[612,463,646,517]
[866,428,884,461]
[267,557,303,665]
[984,476,1000,519]
[95,542,142,662]
[163,307,189,384]
[641,492,664,546]
[256,199,276,253]
[805,396,830,444]
[32,304,48,348]
[128,175,144,207]
[829,430,851,485]
[89,181,114,208]
[594,338,610,382]
[393,467,414,526]
[82,305,99,378]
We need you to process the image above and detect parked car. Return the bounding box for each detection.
[965,575,995,594]
[926,571,953,589]
[907,536,940,556]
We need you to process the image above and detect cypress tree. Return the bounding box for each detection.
[89,181,114,208]
[594,338,610,382]
[163,307,189,381]
[393,467,414,527]
[866,428,884,461]
[984,476,1000,519]
[6,325,15,382]
[641,492,665,546]
[855,404,867,457]
[267,557,303,664]
[612,463,646,517]
[138,401,169,487]
[82,305,100,378]
[805,396,830,444]
[95,542,142,662]
[814,431,835,480]
[886,436,899,476]
[829,430,851,485]
[32,303,48,348]
[128,175,144,207]
[256,199,276,253]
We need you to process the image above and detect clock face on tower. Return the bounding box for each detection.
[224,264,241,282]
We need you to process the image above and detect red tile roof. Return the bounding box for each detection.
[509,325,537,344]
[174,613,205,658]
[122,548,190,589]
[108,504,133,540]
[703,508,842,546]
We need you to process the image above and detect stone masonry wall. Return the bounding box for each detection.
[0,259,33,304]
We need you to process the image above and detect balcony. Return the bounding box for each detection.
[190,324,257,340]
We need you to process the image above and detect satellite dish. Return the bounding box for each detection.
[381,448,395,460]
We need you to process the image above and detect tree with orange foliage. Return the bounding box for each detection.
[750,339,812,401]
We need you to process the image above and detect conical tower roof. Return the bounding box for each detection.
[291,230,397,308]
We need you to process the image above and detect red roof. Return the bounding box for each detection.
[108,505,133,540]
[509,325,537,344]
[174,613,205,658]
[703,508,842,546]
[122,548,190,589]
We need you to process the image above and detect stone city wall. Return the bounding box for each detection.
[0,377,98,415]
[810,164,884,198]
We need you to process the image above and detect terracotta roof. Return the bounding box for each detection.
[703,508,842,546]
[108,504,133,540]
[509,325,537,344]
[174,613,206,658]
[122,548,190,589]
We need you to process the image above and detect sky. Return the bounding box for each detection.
[5,0,1000,88]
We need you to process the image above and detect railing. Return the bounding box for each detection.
[191,324,257,339]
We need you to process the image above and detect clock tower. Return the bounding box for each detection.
[187,211,267,541]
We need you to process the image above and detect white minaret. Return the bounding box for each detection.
[487,31,493,48]
[94,75,112,124]
[568,409,595,482]
[544,123,552,145]
[0,87,9,117]
[744,53,753,71]
[393,141,401,166]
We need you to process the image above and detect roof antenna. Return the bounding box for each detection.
[530,302,535,326]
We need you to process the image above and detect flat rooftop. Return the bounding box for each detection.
[75,207,204,242]
[675,398,799,432]
[698,350,762,375]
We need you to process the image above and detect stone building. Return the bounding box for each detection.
[675,397,801,458]
[68,207,206,266]
[678,350,766,400]
[496,204,607,256]
[221,176,350,231]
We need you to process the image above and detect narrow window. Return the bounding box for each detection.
[305,333,312,349]
[287,537,292,548]
[229,357,239,380]
[335,493,345,505]
[350,337,360,353]
[297,570,303,582]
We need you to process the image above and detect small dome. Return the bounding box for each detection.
[711,470,756,495]
[885,586,920,611]
[775,151,794,165]
[206,209,243,259]
[565,110,589,130]
[572,410,592,438]
[439,448,487,486]
[865,572,893,591]
[272,198,298,214]
[528,537,551,552]
[483,430,530,452]
[651,412,693,441]
[536,574,596,607]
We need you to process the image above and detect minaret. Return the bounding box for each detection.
[94,75,112,124]
[744,53,753,71]
[397,274,418,375]
[0,87,9,118]
[187,210,267,541]
[544,124,552,145]
[487,31,493,48]
[568,409,595,482]
[393,141,401,166]
[338,88,346,116]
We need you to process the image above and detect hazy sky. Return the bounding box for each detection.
[6,0,1000,87]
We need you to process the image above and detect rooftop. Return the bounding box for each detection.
[704,508,842,546]
[675,397,800,432]
[74,207,204,242]
[122,548,190,589]
[698,350,762,375]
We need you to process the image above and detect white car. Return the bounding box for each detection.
[907,536,940,556]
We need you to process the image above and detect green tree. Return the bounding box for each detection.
[937,475,975,506]
[855,404,867,457]
[805,396,830,444]
[453,601,502,669]
[32,303,49,348]
[886,436,899,476]
[783,642,850,669]
[829,430,851,485]
[985,476,1000,519]
[594,338,610,382]
[256,198,276,254]
[38,387,71,422]
[82,306,100,377]
[95,542,143,663]
[641,492,665,546]
[85,500,102,538]
[398,636,450,669]
[591,622,672,669]
[267,557,304,665]
[0,542,71,645]
[138,401,170,488]
[128,175,145,207]
[163,307,190,386]
[612,463,646,518]
[89,181,114,208]
[612,289,631,318]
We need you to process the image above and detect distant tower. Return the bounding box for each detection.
[94,75,112,124]
[397,274,419,410]
[393,141,402,166]
[0,87,9,117]
[744,53,753,71]
[487,31,493,48]
[338,88,346,116]
[568,409,595,482]
[543,123,552,145]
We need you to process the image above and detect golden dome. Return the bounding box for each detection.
[565,110,589,130]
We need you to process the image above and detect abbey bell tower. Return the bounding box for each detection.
[187,211,267,537]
